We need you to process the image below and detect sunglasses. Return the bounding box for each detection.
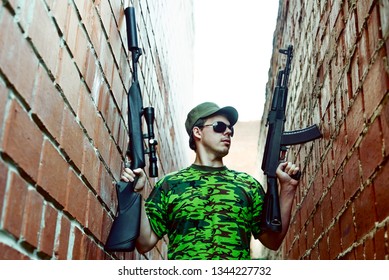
[199,121,234,137]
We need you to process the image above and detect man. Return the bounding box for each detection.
[121,102,299,259]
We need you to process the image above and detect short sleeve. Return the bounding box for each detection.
[145,179,169,238]
[250,179,265,238]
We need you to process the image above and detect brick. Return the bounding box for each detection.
[0,82,8,141]
[39,203,58,257]
[313,170,323,206]
[98,167,115,210]
[16,0,35,31]
[313,206,323,236]
[374,162,389,222]
[32,65,64,141]
[333,121,348,172]
[0,161,7,220]
[374,226,387,259]
[2,100,43,182]
[358,29,370,78]
[364,236,375,260]
[305,185,315,221]
[350,52,360,97]
[86,191,103,240]
[0,243,28,260]
[73,0,87,19]
[343,150,362,202]
[309,245,319,260]
[82,140,100,191]
[55,49,80,112]
[359,119,383,180]
[356,0,374,32]
[96,86,111,128]
[341,249,356,260]
[318,233,330,259]
[109,0,122,26]
[110,88,122,141]
[344,11,357,52]
[27,0,61,74]
[382,100,389,157]
[97,0,113,37]
[101,43,115,88]
[71,226,83,260]
[0,10,38,104]
[380,0,389,37]
[37,140,68,206]
[101,209,113,247]
[60,106,84,171]
[54,215,70,260]
[93,115,111,166]
[110,140,123,182]
[331,174,345,215]
[290,238,300,260]
[77,85,97,140]
[21,188,43,249]
[363,49,389,119]
[321,192,333,230]
[354,184,376,240]
[355,242,364,259]
[83,236,102,260]
[329,0,342,31]
[339,205,356,250]
[3,172,28,238]
[84,50,98,92]
[386,32,389,55]
[83,2,102,56]
[50,0,70,36]
[298,230,307,257]
[306,220,314,250]
[345,93,364,150]
[65,2,79,56]
[328,224,342,259]
[366,6,382,55]
[73,24,89,78]
[66,170,88,225]
[343,69,352,112]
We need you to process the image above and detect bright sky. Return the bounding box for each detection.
[193,1,279,121]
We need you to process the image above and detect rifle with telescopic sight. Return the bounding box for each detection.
[104,7,158,252]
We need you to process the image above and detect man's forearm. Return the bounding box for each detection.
[135,199,159,254]
[259,184,297,250]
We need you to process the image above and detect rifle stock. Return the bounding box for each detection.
[260,45,322,233]
[104,7,158,252]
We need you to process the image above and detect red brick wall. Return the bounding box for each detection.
[0,0,194,260]
[259,0,389,259]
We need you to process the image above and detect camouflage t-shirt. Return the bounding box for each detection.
[145,164,265,260]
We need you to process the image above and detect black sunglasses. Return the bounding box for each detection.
[199,121,234,137]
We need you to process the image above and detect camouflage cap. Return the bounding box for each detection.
[185,102,239,135]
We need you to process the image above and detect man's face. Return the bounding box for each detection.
[198,115,233,158]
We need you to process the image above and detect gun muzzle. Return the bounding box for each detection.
[125,7,139,51]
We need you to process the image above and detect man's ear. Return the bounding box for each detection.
[192,127,202,139]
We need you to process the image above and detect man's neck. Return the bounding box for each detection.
[193,154,224,168]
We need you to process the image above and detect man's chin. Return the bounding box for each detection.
[217,149,229,158]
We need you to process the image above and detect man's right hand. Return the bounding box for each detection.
[121,167,146,192]
[120,166,159,254]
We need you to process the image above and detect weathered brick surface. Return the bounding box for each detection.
[260,0,389,259]
[0,0,194,260]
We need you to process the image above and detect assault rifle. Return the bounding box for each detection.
[260,45,322,232]
[105,7,158,252]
